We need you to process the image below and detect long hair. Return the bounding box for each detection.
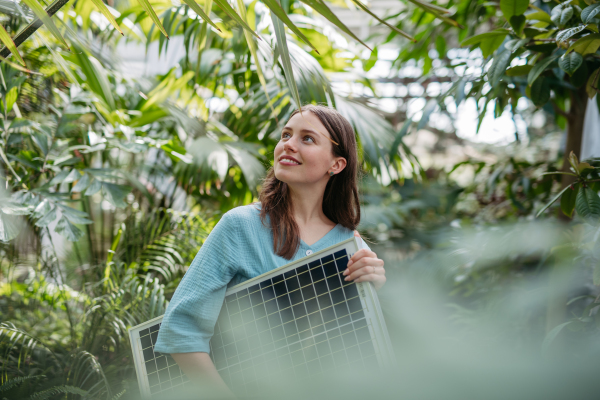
[259,104,361,259]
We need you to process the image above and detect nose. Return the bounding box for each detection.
[283,136,298,152]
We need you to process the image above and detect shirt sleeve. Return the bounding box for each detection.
[154,212,239,354]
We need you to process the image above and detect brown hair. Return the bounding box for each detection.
[258,104,361,259]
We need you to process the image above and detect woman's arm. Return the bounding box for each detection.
[171,352,235,398]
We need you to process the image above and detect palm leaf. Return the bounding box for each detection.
[213,0,260,39]
[21,0,69,48]
[181,0,222,32]
[349,0,415,42]
[0,24,25,66]
[298,0,371,50]
[136,0,169,38]
[262,0,319,53]
[90,0,123,35]
[235,0,275,116]
[272,5,302,113]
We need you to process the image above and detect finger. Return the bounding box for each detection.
[344,257,384,275]
[344,265,384,281]
[347,249,377,267]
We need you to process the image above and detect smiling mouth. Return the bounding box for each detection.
[279,157,301,165]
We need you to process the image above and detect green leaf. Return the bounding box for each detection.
[527,54,559,86]
[271,6,302,111]
[460,29,509,47]
[556,25,587,44]
[582,3,600,24]
[481,35,507,58]
[560,184,579,218]
[49,169,71,186]
[505,38,529,52]
[235,0,275,117]
[570,59,588,87]
[4,86,17,114]
[85,178,102,196]
[181,0,222,32]
[54,215,84,242]
[136,0,169,38]
[559,52,583,75]
[63,169,82,184]
[509,15,527,35]
[364,47,378,71]
[389,118,412,159]
[586,67,600,98]
[213,0,261,40]
[0,210,21,242]
[536,183,573,217]
[60,206,93,225]
[575,186,600,220]
[349,0,415,42]
[71,173,91,193]
[0,24,25,66]
[34,207,57,227]
[21,0,69,49]
[299,0,371,50]
[500,0,529,20]
[526,11,552,24]
[551,4,573,27]
[101,183,131,208]
[72,48,116,110]
[223,143,265,190]
[487,48,512,87]
[567,33,600,55]
[530,77,550,106]
[90,0,123,35]
[505,65,533,76]
[542,321,573,354]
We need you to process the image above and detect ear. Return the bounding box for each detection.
[330,157,347,174]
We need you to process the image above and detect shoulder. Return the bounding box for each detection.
[222,203,262,221]
[219,203,264,229]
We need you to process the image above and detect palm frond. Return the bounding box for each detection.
[0,375,44,392]
[29,385,87,400]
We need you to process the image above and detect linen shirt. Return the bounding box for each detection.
[154,204,368,354]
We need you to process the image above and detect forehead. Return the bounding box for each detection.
[284,112,331,138]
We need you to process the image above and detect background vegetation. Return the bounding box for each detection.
[1,0,600,398]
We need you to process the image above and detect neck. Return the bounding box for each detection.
[287,179,332,227]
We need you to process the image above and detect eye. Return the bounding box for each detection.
[303,135,315,143]
[281,132,291,139]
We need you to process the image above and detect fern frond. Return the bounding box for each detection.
[0,375,44,392]
[29,385,87,399]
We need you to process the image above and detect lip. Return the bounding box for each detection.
[279,155,302,166]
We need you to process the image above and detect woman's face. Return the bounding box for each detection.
[273,111,346,187]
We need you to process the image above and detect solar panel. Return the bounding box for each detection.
[128,237,395,398]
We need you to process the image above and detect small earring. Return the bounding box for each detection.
[329,171,334,176]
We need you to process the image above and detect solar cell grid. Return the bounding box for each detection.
[207,248,379,396]
[129,238,393,398]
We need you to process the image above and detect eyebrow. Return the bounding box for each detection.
[281,127,339,145]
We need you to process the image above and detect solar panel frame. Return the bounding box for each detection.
[128,237,395,398]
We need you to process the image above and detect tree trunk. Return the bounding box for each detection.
[546,86,588,335]
[559,86,588,189]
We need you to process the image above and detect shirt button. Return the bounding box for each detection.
[305,249,313,255]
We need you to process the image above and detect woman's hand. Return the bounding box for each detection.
[342,231,386,290]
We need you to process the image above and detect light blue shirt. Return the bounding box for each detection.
[154,204,368,354]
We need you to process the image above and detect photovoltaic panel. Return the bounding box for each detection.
[129,237,394,398]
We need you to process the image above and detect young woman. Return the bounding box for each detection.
[154,104,386,395]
